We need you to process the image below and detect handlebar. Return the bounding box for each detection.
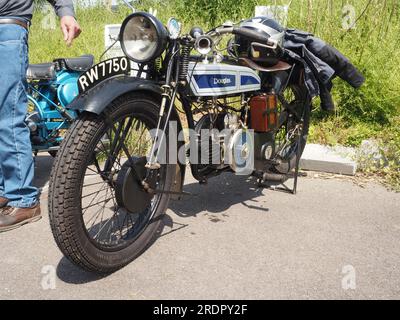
[232,27,271,44]
[208,26,274,46]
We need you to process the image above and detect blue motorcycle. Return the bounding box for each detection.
[25,55,94,156]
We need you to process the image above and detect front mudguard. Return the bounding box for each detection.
[68,76,163,114]
[68,76,186,198]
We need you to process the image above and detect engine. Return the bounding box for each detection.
[193,109,253,175]
[192,91,280,178]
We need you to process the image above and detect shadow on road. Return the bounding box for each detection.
[33,155,54,190]
[56,216,172,284]
[169,173,270,218]
[56,257,105,284]
[55,173,271,283]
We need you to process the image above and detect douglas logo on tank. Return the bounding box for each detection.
[213,77,232,85]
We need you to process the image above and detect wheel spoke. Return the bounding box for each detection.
[82,197,114,211]
[81,184,108,200]
[82,180,108,188]
[78,112,165,250]
[273,86,308,166]
[104,117,135,172]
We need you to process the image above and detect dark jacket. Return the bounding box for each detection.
[284,29,365,111]
[0,0,75,21]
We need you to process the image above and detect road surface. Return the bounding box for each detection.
[0,155,399,299]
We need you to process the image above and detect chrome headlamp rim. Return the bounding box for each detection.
[120,12,168,64]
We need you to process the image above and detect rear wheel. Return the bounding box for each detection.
[48,93,174,274]
[272,84,310,175]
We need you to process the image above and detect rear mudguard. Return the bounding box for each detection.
[68,76,186,198]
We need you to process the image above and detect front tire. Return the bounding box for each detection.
[48,93,173,274]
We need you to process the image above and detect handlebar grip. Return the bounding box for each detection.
[232,27,271,44]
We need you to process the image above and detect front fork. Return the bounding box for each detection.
[146,40,183,171]
[142,38,196,197]
[145,83,177,170]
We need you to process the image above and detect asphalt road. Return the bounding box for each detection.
[0,155,399,300]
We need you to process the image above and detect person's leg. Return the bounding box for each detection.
[0,161,9,208]
[0,164,8,208]
[0,165,4,198]
[0,25,38,209]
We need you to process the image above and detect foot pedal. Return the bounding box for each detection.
[145,162,161,170]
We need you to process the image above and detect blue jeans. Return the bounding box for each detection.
[0,24,38,208]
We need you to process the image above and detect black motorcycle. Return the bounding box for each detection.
[48,13,311,273]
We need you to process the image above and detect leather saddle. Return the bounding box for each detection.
[27,54,94,80]
[239,57,292,72]
[54,54,94,72]
[26,63,55,80]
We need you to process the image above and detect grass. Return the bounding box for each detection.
[29,1,400,189]
[29,6,131,64]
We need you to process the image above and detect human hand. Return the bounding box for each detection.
[60,16,81,47]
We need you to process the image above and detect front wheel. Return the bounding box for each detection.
[48,93,174,274]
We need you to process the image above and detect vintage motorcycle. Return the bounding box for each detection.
[48,13,311,273]
[26,55,94,155]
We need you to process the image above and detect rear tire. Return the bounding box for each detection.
[48,93,173,274]
[272,84,311,174]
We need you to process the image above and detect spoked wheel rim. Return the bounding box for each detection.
[79,112,165,252]
[273,85,310,174]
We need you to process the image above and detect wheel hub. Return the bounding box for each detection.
[115,157,156,214]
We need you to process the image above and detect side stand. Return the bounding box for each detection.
[292,131,302,194]
[258,132,303,195]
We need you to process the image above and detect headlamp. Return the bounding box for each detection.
[120,12,168,63]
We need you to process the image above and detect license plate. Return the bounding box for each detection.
[78,56,129,94]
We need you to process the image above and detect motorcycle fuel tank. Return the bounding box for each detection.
[187,62,261,97]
